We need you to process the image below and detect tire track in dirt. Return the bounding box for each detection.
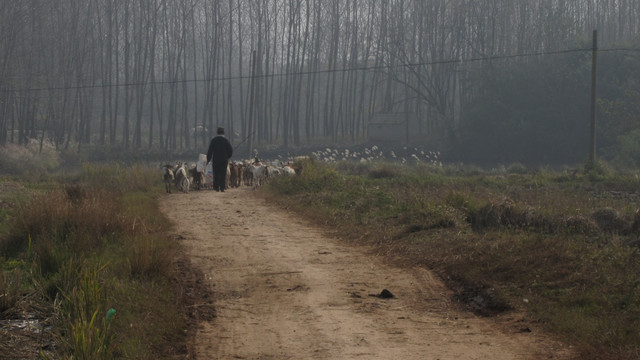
[161,187,573,359]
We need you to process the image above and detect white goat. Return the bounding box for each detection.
[282,165,296,176]
[174,162,191,193]
[252,164,269,189]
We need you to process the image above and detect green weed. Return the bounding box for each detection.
[58,262,115,360]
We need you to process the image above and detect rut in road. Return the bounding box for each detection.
[161,187,572,359]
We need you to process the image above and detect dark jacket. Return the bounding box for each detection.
[206,135,233,165]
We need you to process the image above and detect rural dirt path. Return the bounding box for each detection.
[161,187,573,360]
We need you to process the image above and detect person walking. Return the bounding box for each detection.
[206,127,233,192]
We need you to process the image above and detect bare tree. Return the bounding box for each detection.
[2,0,640,159]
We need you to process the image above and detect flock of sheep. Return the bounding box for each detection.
[160,144,442,194]
[161,158,301,194]
[310,145,442,166]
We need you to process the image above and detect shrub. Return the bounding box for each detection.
[80,163,158,193]
[0,140,61,175]
[561,215,599,235]
[471,198,523,231]
[368,164,398,179]
[127,235,174,279]
[296,159,344,192]
[591,207,629,233]
[584,159,614,181]
[5,187,127,258]
[507,162,528,174]
[444,191,478,213]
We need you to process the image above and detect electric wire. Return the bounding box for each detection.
[1,46,639,94]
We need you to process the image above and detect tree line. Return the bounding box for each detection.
[0,0,639,165]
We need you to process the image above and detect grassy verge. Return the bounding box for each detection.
[263,158,640,360]
[0,164,188,359]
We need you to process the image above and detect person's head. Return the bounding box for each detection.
[217,127,225,135]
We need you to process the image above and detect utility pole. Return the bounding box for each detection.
[589,30,598,165]
[248,50,257,159]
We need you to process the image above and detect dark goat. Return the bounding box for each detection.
[189,166,206,190]
[162,165,175,193]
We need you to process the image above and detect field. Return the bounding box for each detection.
[1,153,640,359]
[263,158,640,360]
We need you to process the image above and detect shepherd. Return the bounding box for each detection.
[206,126,233,192]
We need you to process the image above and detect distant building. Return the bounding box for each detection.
[368,112,420,142]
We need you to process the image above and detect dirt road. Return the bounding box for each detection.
[161,187,572,359]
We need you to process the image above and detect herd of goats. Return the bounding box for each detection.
[161,157,302,194]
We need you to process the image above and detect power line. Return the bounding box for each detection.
[1,46,638,94]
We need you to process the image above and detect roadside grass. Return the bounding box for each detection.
[264,158,640,360]
[0,164,186,359]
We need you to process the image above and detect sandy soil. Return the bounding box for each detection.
[161,187,574,360]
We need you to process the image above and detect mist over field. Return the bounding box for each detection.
[0,1,639,168]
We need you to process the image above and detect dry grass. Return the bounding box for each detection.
[127,234,175,279]
[0,164,187,359]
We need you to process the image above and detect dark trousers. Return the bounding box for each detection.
[213,161,228,191]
